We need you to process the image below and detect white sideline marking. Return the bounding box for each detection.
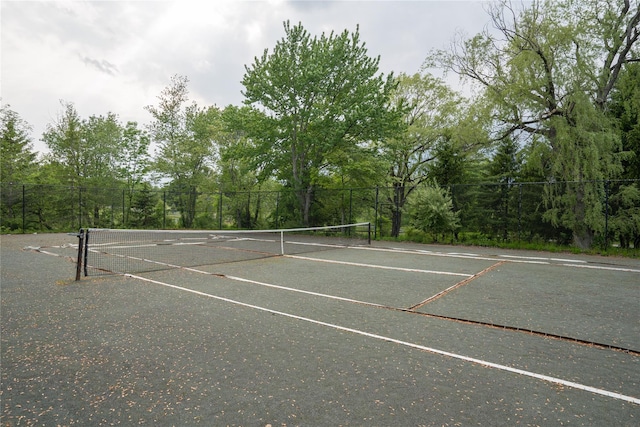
[359,246,551,264]
[126,273,640,406]
[499,254,587,263]
[356,246,640,271]
[286,255,471,277]
[563,264,640,273]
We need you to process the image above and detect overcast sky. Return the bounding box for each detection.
[2,0,494,154]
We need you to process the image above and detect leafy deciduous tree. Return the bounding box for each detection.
[0,104,36,183]
[146,75,218,228]
[242,21,400,225]
[381,72,461,237]
[429,0,640,248]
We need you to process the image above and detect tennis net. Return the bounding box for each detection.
[78,222,371,277]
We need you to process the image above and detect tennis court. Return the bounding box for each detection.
[2,228,639,425]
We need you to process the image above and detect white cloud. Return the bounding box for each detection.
[1,0,492,154]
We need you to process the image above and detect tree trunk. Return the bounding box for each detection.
[302,185,313,227]
[390,184,405,238]
[571,184,593,249]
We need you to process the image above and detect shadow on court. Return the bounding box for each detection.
[2,233,639,425]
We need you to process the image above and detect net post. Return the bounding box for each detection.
[83,228,90,277]
[280,230,284,255]
[75,229,85,281]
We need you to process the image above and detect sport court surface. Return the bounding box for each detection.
[1,232,639,426]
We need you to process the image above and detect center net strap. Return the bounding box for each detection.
[81,223,371,276]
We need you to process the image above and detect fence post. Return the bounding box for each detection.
[349,189,353,225]
[604,180,609,248]
[374,187,379,239]
[518,183,522,242]
[275,191,280,229]
[22,184,26,234]
[218,191,223,229]
[163,191,166,229]
[78,187,82,229]
[75,229,84,281]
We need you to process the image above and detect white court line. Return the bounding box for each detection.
[356,246,508,262]
[562,263,640,273]
[185,266,389,308]
[286,254,471,277]
[499,254,587,263]
[126,273,640,406]
[355,246,640,272]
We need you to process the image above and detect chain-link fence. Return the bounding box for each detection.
[2,180,639,248]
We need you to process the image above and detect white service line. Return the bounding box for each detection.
[127,273,640,406]
[200,268,388,308]
[562,263,640,273]
[285,254,471,277]
[356,246,640,271]
[355,246,528,263]
[499,254,587,263]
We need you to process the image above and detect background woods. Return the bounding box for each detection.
[2,1,639,250]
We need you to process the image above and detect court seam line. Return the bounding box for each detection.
[407,261,507,310]
[174,265,640,356]
[124,272,640,406]
[37,247,638,356]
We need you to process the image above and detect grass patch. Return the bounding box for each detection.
[377,229,639,258]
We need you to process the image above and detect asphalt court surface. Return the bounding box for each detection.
[2,233,640,425]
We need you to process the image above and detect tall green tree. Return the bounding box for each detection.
[117,121,151,225]
[146,75,218,228]
[42,102,122,187]
[242,21,400,226]
[218,105,266,228]
[42,101,84,186]
[0,104,37,183]
[81,112,122,187]
[42,102,125,227]
[607,63,640,247]
[0,105,38,232]
[381,72,462,236]
[485,138,521,240]
[610,62,640,180]
[429,0,639,248]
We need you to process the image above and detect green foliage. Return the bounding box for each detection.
[146,75,219,227]
[0,105,36,183]
[609,63,640,180]
[242,21,400,225]
[428,0,640,248]
[609,183,640,248]
[128,184,161,229]
[41,102,85,185]
[380,72,466,236]
[408,182,460,241]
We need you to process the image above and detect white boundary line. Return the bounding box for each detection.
[207,270,388,308]
[562,263,640,273]
[286,255,471,277]
[354,246,640,272]
[499,254,587,263]
[126,273,640,406]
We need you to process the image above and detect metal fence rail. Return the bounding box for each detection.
[2,180,639,248]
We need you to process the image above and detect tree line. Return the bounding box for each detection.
[2,0,639,249]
